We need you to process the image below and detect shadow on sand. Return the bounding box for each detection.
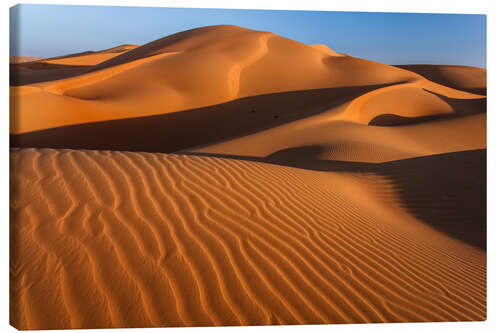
[12,83,399,153]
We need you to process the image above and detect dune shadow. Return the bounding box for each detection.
[368,114,445,126]
[10,62,91,86]
[11,83,399,153]
[180,148,486,250]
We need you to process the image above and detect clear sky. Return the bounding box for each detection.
[10,4,486,67]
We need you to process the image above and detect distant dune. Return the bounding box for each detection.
[10,44,138,86]
[10,56,46,64]
[396,64,486,95]
[42,45,139,66]
[10,25,486,329]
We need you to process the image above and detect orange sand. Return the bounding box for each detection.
[10,25,486,329]
[10,56,46,64]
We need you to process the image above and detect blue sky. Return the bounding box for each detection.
[10,4,486,67]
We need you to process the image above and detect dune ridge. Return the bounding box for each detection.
[10,148,486,329]
[310,44,344,57]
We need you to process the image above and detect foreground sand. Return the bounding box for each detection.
[10,25,486,329]
[10,148,485,329]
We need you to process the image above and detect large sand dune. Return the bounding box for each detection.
[10,25,483,136]
[10,25,486,329]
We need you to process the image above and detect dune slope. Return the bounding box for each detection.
[396,65,486,95]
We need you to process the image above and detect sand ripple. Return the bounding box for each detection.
[10,148,486,329]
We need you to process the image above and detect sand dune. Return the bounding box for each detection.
[10,25,484,135]
[10,44,138,86]
[10,24,486,330]
[190,113,485,163]
[9,56,46,64]
[10,148,485,329]
[11,82,485,155]
[42,44,139,66]
[396,64,486,95]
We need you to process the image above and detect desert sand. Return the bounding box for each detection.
[9,56,46,64]
[10,25,486,329]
